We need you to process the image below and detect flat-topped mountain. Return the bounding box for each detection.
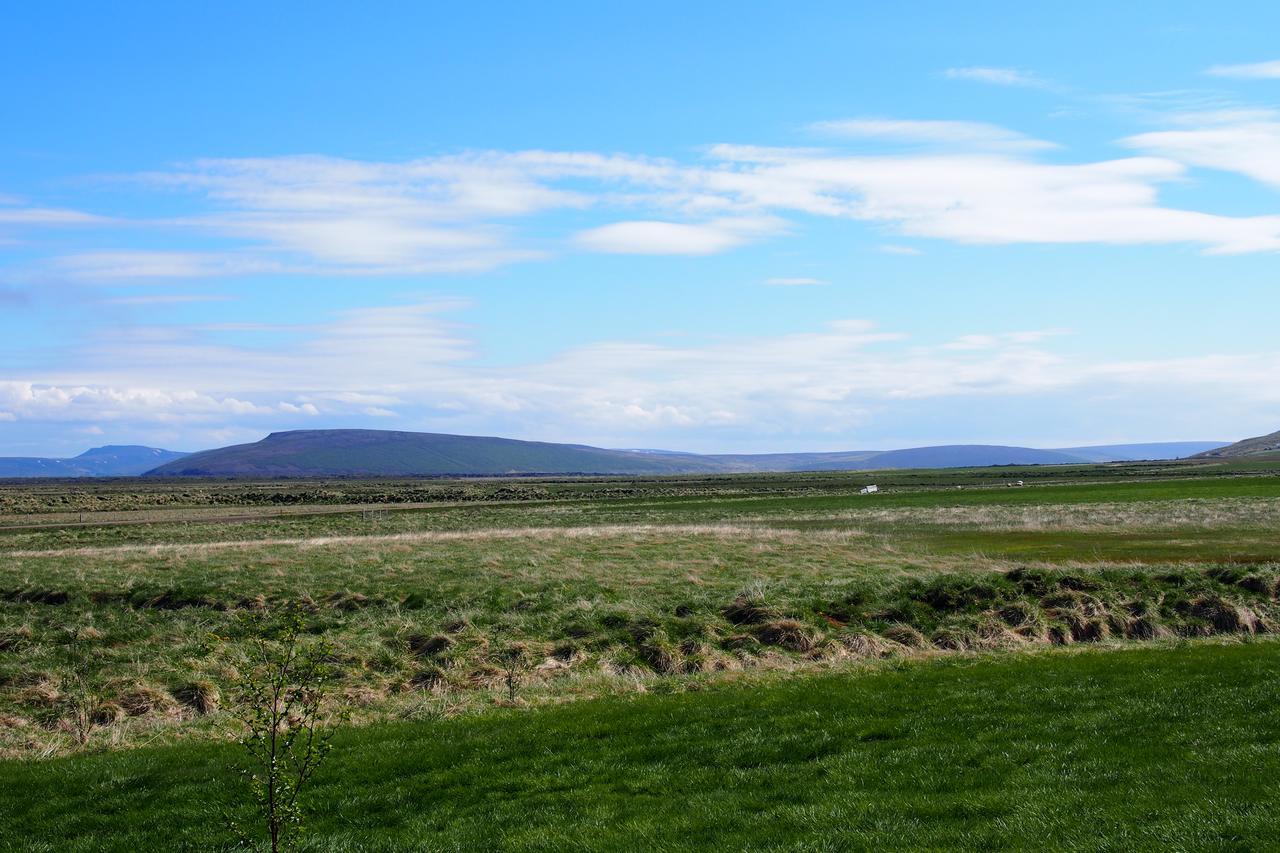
[1192,429,1280,459]
[146,430,719,477]
[142,429,1229,478]
[0,445,189,479]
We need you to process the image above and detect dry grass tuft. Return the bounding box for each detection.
[90,700,126,726]
[881,623,927,648]
[442,617,472,634]
[839,631,898,658]
[1191,595,1261,634]
[1123,616,1169,641]
[723,592,780,626]
[0,623,33,652]
[342,686,386,708]
[1063,612,1110,643]
[0,714,29,730]
[930,627,974,652]
[173,680,221,715]
[753,620,820,653]
[974,617,1028,649]
[639,641,681,674]
[409,667,447,691]
[407,633,454,657]
[20,681,62,708]
[117,686,177,718]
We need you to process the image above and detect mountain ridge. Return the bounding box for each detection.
[142,429,1229,478]
[0,445,190,479]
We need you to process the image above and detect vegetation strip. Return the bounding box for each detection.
[2,522,863,558]
[5,540,1278,757]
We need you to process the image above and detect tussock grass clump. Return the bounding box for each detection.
[0,623,33,652]
[173,680,220,715]
[90,700,125,726]
[723,590,780,626]
[0,713,28,730]
[973,617,1027,649]
[20,680,62,709]
[1123,616,1169,641]
[753,620,820,653]
[551,641,580,662]
[881,623,928,648]
[1047,624,1071,645]
[2,588,70,606]
[325,591,375,612]
[930,626,976,652]
[1060,612,1110,643]
[406,633,453,657]
[910,577,1006,613]
[839,631,897,658]
[131,589,222,611]
[638,637,681,674]
[1190,595,1263,634]
[723,633,762,653]
[118,686,177,718]
[409,666,447,691]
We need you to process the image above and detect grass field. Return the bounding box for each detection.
[2,459,1279,847]
[2,641,1278,850]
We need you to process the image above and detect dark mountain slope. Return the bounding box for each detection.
[1192,430,1280,459]
[848,444,1085,470]
[146,430,726,477]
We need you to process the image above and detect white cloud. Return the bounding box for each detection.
[1124,116,1280,189]
[880,245,922,255]
[575,217,784,255]
[107,294,233,305]
[12,112,1280,285]
[810,118,1056,151]
[0,207,108,226]
[8,301,1280,441]
[704,146,1280,253]
[0,381,288,423]
[943,67,1048,88]
[56,251,284,281]
[764,277,827,286]
[1206,60,1280,79]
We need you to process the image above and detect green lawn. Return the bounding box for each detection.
[3,640,1278,851]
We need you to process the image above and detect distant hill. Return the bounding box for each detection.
[838,444,1086,470]
[1057,442,1230,463]
[1191,430,1280,459]
[146,430,725,477]
[142,430,1230,478]
[0,445,189,479]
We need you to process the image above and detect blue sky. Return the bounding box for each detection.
[3,1,1280,455]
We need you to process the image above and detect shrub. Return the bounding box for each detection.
[224,608,337,853]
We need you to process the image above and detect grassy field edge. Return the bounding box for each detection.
[3,638,1279,850]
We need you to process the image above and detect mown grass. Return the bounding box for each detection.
[2,640,1278,850]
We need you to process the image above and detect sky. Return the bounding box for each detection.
[3,1,1280,456]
